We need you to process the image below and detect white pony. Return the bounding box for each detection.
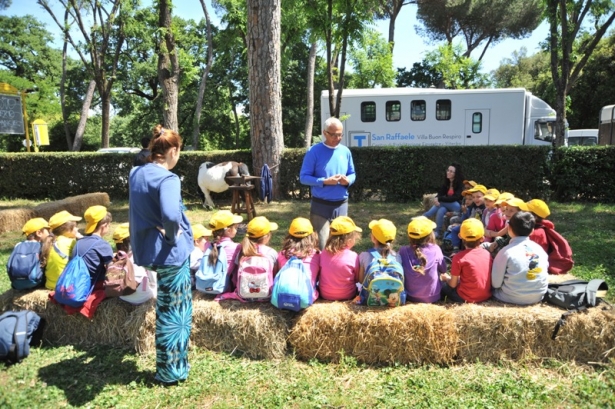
[197,161,251,209]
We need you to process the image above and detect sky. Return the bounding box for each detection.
[4,0,548,74]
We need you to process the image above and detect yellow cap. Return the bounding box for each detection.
[501,198,529,211]
[208,210,243,231]
[368,219,397,244]
[467,184,487,194]
[407,216,437,239]
[459,218,485,241]
[463,180,477,187]
[22,218,49,236]
[192,223,212,239]
[484,188,500,201]
[113,222,130,243]
[247,216,278,238]
[526,199,550,219]
[495,192,515,206]
[49,210,82,230]
[289,217,313,238]
[330,216,362,236]
[84,205,108,234]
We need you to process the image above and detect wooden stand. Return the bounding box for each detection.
[226,175,261,221]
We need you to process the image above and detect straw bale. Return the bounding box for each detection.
[124,299,156,354]
[452,300,615,363]
[0,289,16,312]
[0,208,36,234]
[289,301,458,365]
[33,192,110,220]
[190,293,292,359]
[422,193,437,211]
[10,289,135,349]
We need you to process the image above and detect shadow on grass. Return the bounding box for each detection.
[37,346,153,407]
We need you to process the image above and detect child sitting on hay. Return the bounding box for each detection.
[440,219,492,303]
[189,223,212,288]
[486,197,526,256]
[41,210,83,290]
[318,216,362,301]
[76,206,114,287]
[491,211,549,305]
[357,219,400,284]
[275,217,320,301]
[112,223,157,305]
[235,216,279,270]
[206,210,244,289]
[399,216,446,303]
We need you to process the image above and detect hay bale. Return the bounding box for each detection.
[191,293,292,359]
[125,299,156,354]
[452,300,615,363]
[33,192,111,220]
[422,193,437,212]
[289,301,458,365]
[0,208,36,235]
[0,289,16,312]
[10,289,135,349]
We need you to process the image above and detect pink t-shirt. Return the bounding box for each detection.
[318,248,360,301]
[276,250,320,301]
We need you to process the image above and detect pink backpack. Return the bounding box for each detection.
[235,255,274,301]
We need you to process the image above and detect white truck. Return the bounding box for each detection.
[599,104,615,145]
[321,88,558,147]
[566,129,598,146]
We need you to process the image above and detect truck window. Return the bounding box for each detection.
[472,112,482,133]
[534,121,554,142]
[436,100,451,120]
[361,101,376,122]
[411,100,426,121]
[386,101,401,121]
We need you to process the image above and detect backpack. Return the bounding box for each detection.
[543,227,574,275]
[359,250,406,307]
[0,310,43,364]
[271,256,314,311]
[544,279,610,339]
[195,242,230,294]
[54,241,97,308]
[235,255,274,301]
[104,251,138,297]
[6,241,44,290]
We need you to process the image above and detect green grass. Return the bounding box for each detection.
[1,198,614,408]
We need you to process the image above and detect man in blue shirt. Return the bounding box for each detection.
[300,117,356,249]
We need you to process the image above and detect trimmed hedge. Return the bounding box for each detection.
[1,145,613,202]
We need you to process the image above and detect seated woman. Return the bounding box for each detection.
[423,163,465,239]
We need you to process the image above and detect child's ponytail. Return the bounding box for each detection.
[208,229,226,266]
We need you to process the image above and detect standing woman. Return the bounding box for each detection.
[129,125,194,385]
[423,163,465,239]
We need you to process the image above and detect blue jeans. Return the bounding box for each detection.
[423,201,461,237]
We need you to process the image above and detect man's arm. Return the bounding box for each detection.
[299,148,324,187]
[491,249,508,289]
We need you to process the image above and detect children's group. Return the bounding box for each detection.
[8,182,574,312]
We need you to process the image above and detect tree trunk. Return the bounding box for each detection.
[192,0,215,150]
[157,0,180,132]
[72,80,96,151]
[326,0,336,117]
[229,83,240,147]
[304,41,317,148]
[101,88,111,148]
[60,9,73,150]
[247,0,284,199]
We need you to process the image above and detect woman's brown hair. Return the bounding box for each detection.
[149,124,182,163]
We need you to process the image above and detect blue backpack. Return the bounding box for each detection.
[6,241,44,290]
[271,256,314,312]
[54,241,97,308]
[359,250,406,307]
[260,164,273,203]
[0,310,43,364]
[195,242,230,294]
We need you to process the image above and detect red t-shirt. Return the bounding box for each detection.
[451,247,492,303]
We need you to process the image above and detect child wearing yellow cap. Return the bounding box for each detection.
[112,223,158,305]
[235,216,279,271]
[446,184,487,252]
[276,217,320,301]
[189,224,212,288]
[41,210,83,290]
[6,218,51,290]
[440,219,492,303]
[72,206,114,288]
[357,219,400,283]
[487,197,528,256]
[399,216,447,303]
[318,216,362,301]
[204,210,244,286]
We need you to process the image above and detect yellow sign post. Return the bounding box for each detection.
[32,119,49,148]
